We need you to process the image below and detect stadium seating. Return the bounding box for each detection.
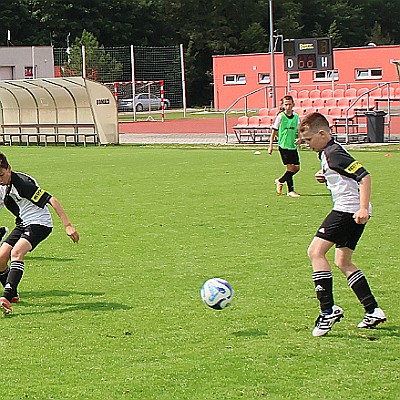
[232,82,399,143]
[321,89,333,98]
[298,90,310,99]
[357,87,370,97]
[312,98,326,108]
[259,108,270,117]
[334,89,345,98]
[310,89,321,99]
[233,114,272,143]
[381,86,395,98]
[345,88,357,98]
[300,98,313,108]
[324,98,338,108]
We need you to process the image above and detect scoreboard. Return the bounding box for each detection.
[283,37,334,71]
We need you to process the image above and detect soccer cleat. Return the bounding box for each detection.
[0,297,12,316]
[287,191,301,198]
[274,179,283,195]
[357,307,386,328]
[11,294,20,303]
[0,226,8,245]
[312,305,344,337]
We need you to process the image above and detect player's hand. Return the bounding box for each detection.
[66,225,80,243]
[353,209,370,225]
[295,137,302,145]
[268,145,273,155]
[315,169,326,183]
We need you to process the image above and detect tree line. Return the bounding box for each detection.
[1,0,399,106]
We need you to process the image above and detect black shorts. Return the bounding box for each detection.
[315,210,366,250]
[279,147,300,165]
[4,224,53,251]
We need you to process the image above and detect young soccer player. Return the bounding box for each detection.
[268,95,302,197]
[299,112,386,337]
[0,152,79,315]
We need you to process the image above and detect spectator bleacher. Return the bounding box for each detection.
[232,85,400,143]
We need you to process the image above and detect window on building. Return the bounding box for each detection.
[223,74,246,85]
[314,70,339,82]
[258,73,270,84]
[355,68,382,80]
[288,72,300,83]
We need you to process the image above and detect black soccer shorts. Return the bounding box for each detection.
[5,224,53,251]
[315,210,367,250]
[278,147,300,165]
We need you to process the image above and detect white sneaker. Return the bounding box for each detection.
[312,305,344,337]
[0,226,8,245]
[357,307,386,328]
[287,191,301,198]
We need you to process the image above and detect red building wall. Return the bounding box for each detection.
[213,45,400,111]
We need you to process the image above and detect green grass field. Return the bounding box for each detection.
[0,145,398,399]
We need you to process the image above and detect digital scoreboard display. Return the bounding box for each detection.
[283,37,334,71]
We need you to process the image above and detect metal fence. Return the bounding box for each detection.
[53,45,186,110]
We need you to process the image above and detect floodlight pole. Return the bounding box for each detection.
[269,0,277,108]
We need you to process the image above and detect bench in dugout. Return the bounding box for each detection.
[0,123,99,146]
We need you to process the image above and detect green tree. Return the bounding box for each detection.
[239,22,268,53]
[367,21,393,45]
[328,20,344,48]
[274,0,304,39]
[0,0,38,45]
[64,30,123,81]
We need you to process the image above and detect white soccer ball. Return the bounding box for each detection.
[200,278,233,310]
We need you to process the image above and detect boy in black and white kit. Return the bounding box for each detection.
[0,152,79,315]
[299,113,386,337]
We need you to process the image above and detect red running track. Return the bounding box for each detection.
[119,116,238,134]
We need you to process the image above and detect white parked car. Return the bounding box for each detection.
[118,93,170,112]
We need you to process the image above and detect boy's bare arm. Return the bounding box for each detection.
[268,130,277,154]
[353,174,371,224]
[49,197,80,243]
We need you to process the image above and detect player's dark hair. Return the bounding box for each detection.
[281,95,294,103]
[0,152,10,169]
[299,112,329,134]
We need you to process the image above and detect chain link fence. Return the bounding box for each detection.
[53,45,185,110]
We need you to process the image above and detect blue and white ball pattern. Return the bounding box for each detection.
[201,278,233,310]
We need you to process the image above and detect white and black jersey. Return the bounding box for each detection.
[0,171,53,227]
[320,139,372,214]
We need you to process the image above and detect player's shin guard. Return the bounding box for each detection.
[312,271,334,312]
[348,270,378,313]
[3,261,24,301]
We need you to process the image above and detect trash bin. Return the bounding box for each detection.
[365,110,386,143]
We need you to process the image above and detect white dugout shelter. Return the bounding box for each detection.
[0,77,118,145]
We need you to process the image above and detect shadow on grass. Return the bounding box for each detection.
[327,325,400,339]
[232,329,268,337]
[20,289,105,299]
[25,255,75,262]
[9,289,131,317]
[298,193,331,197]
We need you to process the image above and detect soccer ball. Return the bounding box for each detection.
[200,278,233,310]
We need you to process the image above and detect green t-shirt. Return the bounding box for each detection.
[276,112,299,150]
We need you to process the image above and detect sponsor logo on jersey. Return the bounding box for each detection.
[345,161,363,174]
[31,188,45,203]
